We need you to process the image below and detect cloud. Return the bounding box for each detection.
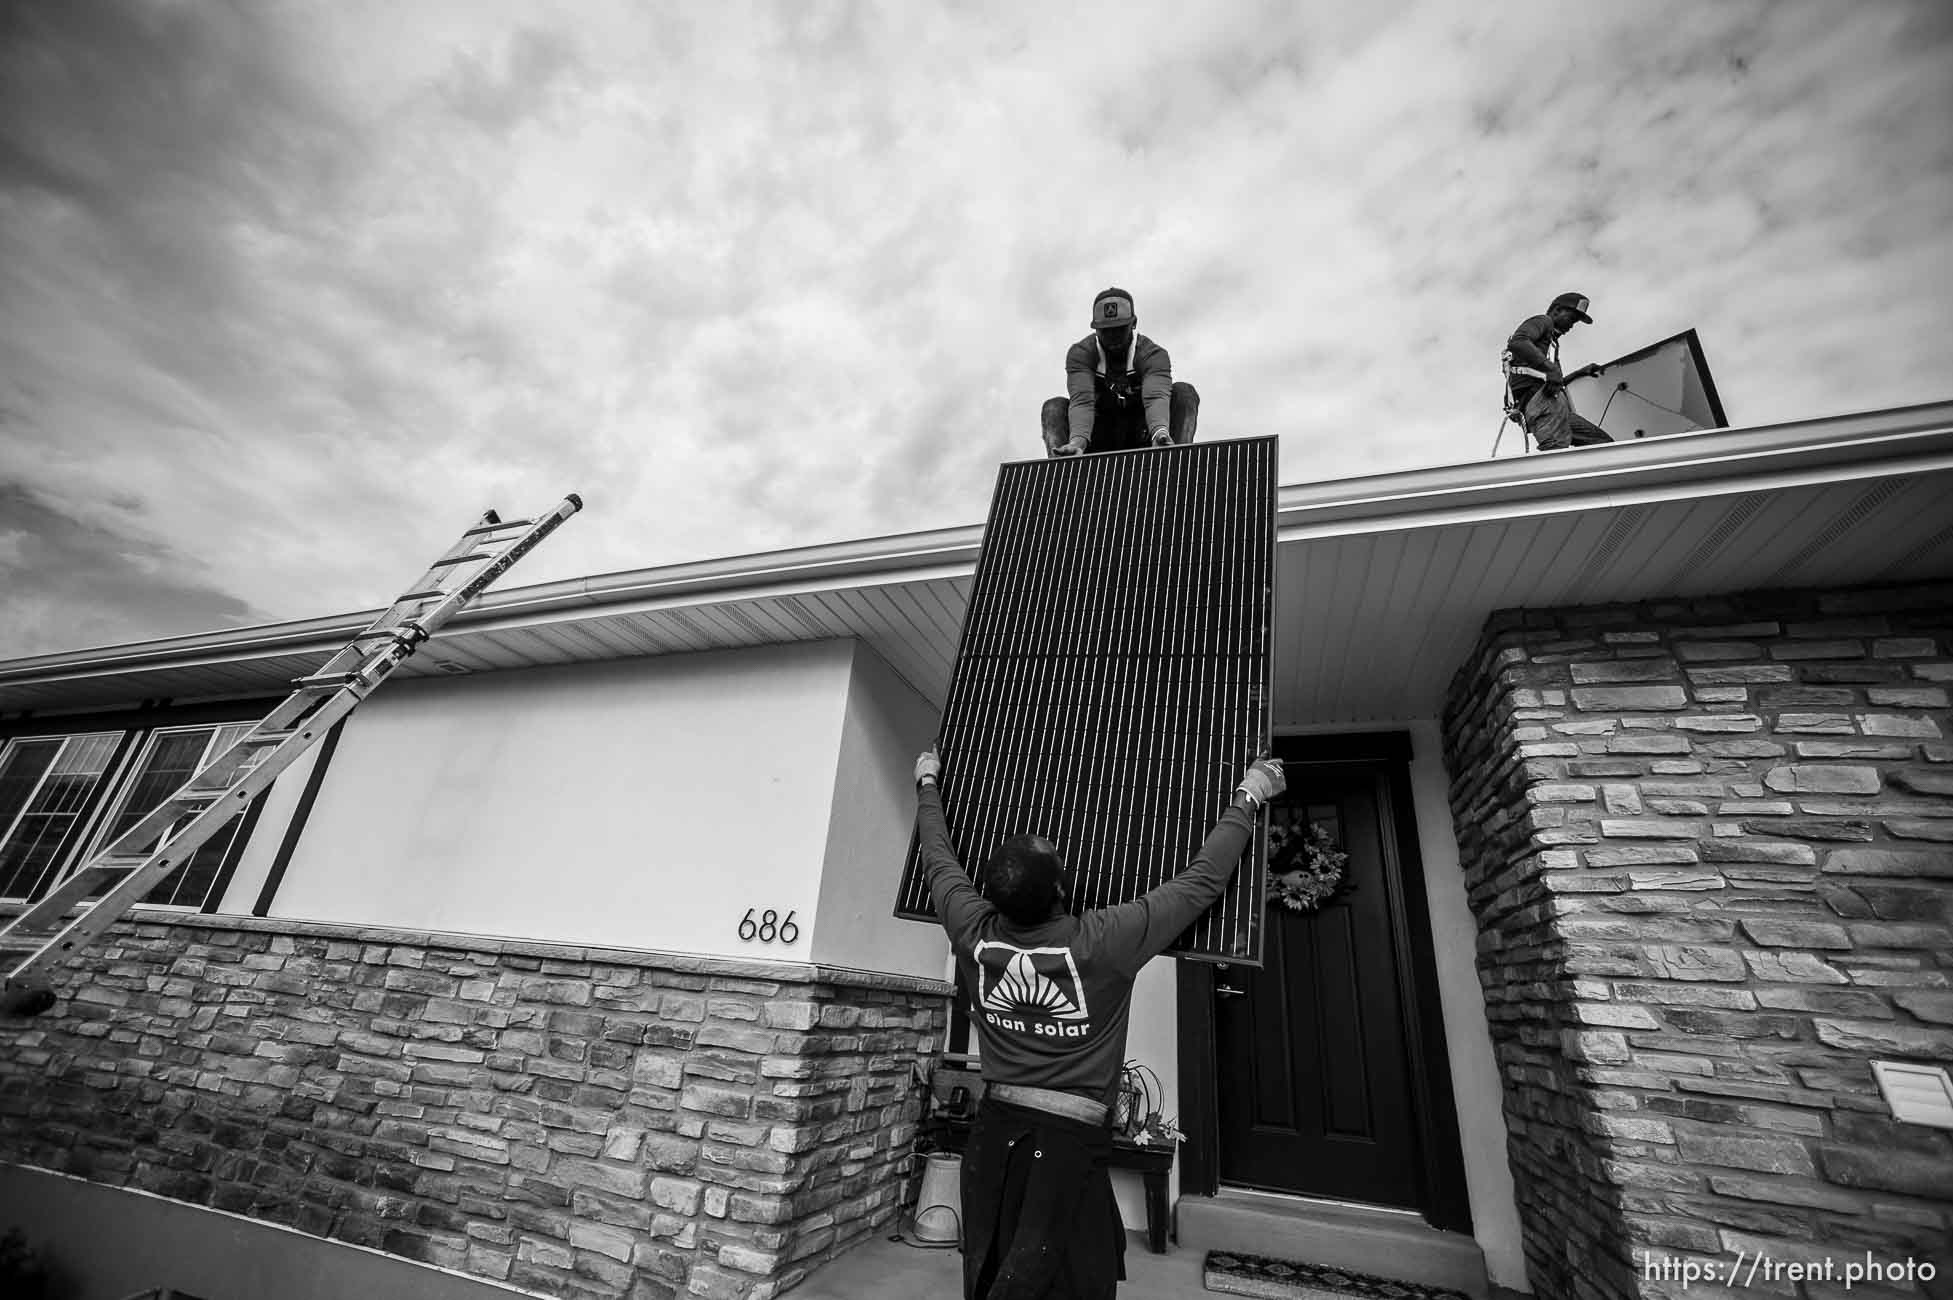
[439,26,586,135]
[0,483,263,658]
[1,0,1948,660]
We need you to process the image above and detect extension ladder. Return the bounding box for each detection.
[0,494,583,1017]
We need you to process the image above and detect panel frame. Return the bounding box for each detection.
[894,438,1277,964]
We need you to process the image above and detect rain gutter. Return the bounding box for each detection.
[3,401,1949,688]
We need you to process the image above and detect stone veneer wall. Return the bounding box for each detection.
[0,913,949,1300]
[1441,582,1953,1300]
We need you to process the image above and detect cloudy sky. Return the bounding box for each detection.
[2,0,1949,660]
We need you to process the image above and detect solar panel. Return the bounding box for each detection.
[894,436,1277,963]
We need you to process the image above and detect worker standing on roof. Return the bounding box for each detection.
[911,747,1284,1298]
[1041,288,1200,457]
[1504,291,1613,451]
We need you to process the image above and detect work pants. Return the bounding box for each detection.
[960,1097,1126,1299]
[1041,382,1199,456]
[1521,385,1612,451]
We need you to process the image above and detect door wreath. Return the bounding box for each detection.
[1265,813,1350,913]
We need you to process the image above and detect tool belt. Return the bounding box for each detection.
[987,1082,1110,1125]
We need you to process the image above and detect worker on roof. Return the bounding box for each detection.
[1042,288,1200,457]
[1504,291,1613,452]
[911,746,1284,1298]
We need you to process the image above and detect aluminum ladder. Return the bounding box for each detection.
[0,493,583,1016]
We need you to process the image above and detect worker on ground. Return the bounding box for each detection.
[911,746,1285,1299]
[1041,287,1199,457]
[1504,291,1613,451]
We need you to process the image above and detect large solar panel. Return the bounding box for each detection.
[894,436,1277,963]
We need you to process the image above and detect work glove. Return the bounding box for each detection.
[1567,363,1602,382]
[1235,757,1286,808]
[1054,438,1087,457]
[1150,428,1173,448]
[915,749,941,788]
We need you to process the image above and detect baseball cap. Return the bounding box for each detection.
[1091,287,1137,331]
[1551,292,1593,324]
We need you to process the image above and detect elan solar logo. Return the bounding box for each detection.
[973,942,1090,1037]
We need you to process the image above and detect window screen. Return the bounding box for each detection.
[83,723,261,909]
[0,732,126,901]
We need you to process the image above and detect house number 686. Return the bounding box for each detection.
[738,909,799,944]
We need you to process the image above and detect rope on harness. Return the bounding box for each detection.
[1490,412,1531,458]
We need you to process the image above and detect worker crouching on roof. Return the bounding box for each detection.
[1505,291,1613,451]
[912,747,1285,1299]
[1041,288,1199,457]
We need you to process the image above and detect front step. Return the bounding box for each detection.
[1177,1192,1489,1299]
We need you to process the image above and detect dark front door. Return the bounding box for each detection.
[1213,759,1422,1206]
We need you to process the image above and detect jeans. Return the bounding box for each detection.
[1041,381,1200,455]
[1522,385,1613,451]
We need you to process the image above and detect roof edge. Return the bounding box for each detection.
[1272,400,1953,526]
[4,400,1949,685]
[0,525,986,685]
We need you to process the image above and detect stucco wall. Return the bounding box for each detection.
[1405,719,1530,1294]
[217,739,327,913]
[264,642,855,961]
[1113,955,1179,1228]
[1441,581,1953,1300]
[811,642,950,981]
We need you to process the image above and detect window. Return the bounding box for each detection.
[81,723,263,910]
[0,732,127,901]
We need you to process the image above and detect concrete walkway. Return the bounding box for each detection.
[790,1232,1209,1299]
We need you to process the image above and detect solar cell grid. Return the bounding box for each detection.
[894,437,1277,963]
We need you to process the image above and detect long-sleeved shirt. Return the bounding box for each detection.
[915,783,1256,1110]
[1064,332,1175,447]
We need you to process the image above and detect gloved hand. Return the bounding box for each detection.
[1150,428,1173,448]
[1054,438,1086,457]
[1235,757,1286,807]
[915,749,941,787]
[1567,363,1602,382]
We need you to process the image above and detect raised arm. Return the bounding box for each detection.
[913,749,993,951]
[1138,339,1174,444]
[1061,338,1099,453]
[1090,757,1288,974]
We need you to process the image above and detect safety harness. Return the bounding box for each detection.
[1094,332,1137,380]
[1501,329,1560,423]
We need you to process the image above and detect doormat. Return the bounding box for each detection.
[1203,1251,1474,1300]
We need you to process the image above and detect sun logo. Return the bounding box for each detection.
[974,943,1089,1022]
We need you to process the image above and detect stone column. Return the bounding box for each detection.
[1441,583,1952,1300]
